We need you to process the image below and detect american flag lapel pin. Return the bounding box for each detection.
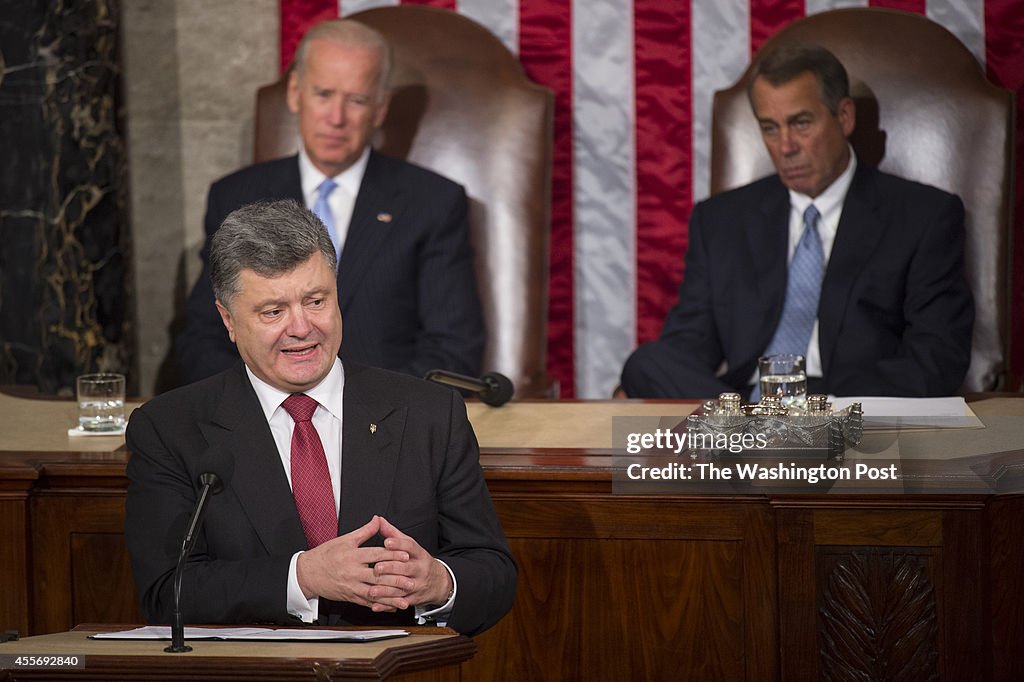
[376,213,392,223]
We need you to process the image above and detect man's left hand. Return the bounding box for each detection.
[368,516,453,612]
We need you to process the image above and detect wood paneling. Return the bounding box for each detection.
[464,496,778,680]
[5,473,1021,680]
[940,509,985,681]
[988,495,1024,681]
[817,548,940,681]
[0,495,30,637]
[0,463,36,640]
[30,492,140,634]
[463,539,580,680]
[814,509,943,545]
[583,539,745,681]
[776,503,996,682]
[2,396,1023,679]
[70,533,140,627]
[776,507,816,679]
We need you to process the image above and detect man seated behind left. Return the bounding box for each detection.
[126,199,516,636]
[175,19,484,386]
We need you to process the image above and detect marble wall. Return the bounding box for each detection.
[0,0,133,394]
[0,0,277,396]
[121,0,277,395]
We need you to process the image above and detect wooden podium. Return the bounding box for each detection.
[0,625,473,681]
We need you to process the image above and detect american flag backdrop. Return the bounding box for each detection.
[280,0,1024,399]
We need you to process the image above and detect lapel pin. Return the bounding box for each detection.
[370,423,377,434]
[376,213,392,223]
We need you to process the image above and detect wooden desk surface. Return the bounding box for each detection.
[0,393,699,455]
[0,392,137,455]
[4,392,1019,456]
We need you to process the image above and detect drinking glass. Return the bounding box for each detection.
[757,354,807,410]
[77,373,126,432]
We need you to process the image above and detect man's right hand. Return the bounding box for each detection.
[295,515,410,611]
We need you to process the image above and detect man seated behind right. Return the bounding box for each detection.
[621,44,973,399]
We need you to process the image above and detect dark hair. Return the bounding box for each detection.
[747,44,850,115]
[292,19,392,102]
[210,199,336,308]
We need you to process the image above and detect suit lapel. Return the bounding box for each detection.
[818,166,887,374]
[337,151,400,310]
[199,363,307,555]
[282,155,304,202]
[339,363,405,535]
[739,180,790,363]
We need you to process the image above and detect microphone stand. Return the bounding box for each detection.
[165,472,222,653]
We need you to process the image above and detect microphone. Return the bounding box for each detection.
[165,450,232,653]
[424,369,515,407]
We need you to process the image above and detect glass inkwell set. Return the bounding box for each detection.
[686,392,864,460]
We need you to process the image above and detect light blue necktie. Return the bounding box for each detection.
[313,178,340,260]
[750,204,824,400]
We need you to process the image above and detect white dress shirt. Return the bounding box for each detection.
[298,147,370,256]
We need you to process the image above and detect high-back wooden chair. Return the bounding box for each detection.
[254,6,554,397]
[711,8,1014,392]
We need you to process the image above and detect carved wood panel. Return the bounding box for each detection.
[817,547,939,682]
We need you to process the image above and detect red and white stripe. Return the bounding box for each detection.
[281,0,1024,398]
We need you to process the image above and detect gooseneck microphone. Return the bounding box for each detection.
[165,453,231,653]
[424,370,515,407]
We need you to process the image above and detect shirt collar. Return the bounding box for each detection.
[787,143,857,218]
[298,146,370,201]
[245,358,346,422]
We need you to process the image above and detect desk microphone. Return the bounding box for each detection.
[424,369,515,407]
[165,450,232,653]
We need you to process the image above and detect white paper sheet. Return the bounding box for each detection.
[89,626,408,642]
[830,396,983,429]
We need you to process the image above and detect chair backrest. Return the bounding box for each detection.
[255,6,554,397]
[711,8,1014,392]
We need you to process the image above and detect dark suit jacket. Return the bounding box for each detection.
[621,164,974,398]
[125,361,516,637]
[175,151,485,385]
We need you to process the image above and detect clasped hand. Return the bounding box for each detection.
[296,515,452,612]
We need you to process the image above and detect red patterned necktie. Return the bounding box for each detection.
[282,394,337,548]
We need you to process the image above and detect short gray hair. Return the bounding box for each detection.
[292,19,392,101]
[747,44,850,115]
[210,199,336,308]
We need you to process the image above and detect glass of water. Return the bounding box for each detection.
[76,373,126,432]
[757,354,807,410]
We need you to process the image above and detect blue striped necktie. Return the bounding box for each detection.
[313,178,340,260]
[751,204,823,400]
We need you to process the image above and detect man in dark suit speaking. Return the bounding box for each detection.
[175,19,484,385]
[127,200,515,636]
[620,45,973,399]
